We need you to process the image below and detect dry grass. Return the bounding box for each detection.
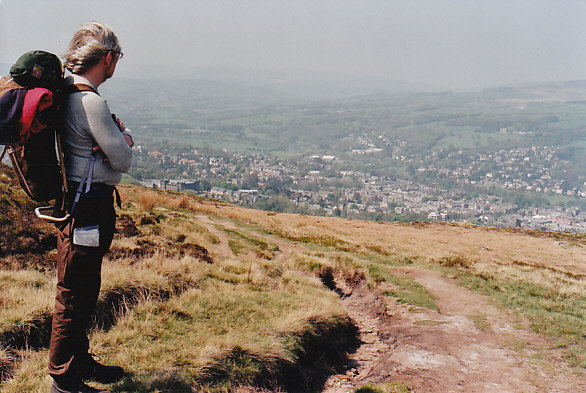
[0,349,56,393]
[0,270,54,331]
[91,276,347,391]
[0,348,15,381]
[137,191,163,212]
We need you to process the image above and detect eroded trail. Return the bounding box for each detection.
[323,267,585,393]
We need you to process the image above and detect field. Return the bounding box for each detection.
[104,78,586,158]
[0,163,585,392]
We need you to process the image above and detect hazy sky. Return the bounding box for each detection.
[1,0,586,91]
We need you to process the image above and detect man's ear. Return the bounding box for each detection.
[104,51,113,66]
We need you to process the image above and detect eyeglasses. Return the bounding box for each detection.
[110,50,124,59]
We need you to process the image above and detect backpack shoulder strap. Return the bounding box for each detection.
[63,83,99,96]
[0,76,22,91]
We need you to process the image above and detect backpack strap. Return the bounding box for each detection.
[69,150,96,217]
[0,76,22,94]
[64,83,99,96]
[6,145,37,199]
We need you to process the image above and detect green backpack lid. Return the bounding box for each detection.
[10,50,63,90]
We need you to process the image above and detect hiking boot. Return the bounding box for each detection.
[78,353,124,383]
[50,381,110,393]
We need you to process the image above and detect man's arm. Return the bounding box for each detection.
[82,93,132,172]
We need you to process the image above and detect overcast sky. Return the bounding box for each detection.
[1,0,586,92]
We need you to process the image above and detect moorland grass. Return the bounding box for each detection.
[136,192,163,213]
[0,270,54,331]
[2,183,585,391]
[2,200,355,391]
[91,276,349,392]
[0,349,51,393]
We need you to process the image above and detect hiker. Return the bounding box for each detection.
[48,22,133,393]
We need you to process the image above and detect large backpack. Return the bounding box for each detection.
[0,50,68,220]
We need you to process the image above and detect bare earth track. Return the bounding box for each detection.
[323,267,585,393]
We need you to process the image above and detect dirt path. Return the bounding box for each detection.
[323,267,585,393]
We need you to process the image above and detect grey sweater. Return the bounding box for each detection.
[62,75,132,185]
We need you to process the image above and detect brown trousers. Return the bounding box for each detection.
[48,190,116,387]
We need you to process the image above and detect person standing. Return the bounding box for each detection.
[49,22,133,393]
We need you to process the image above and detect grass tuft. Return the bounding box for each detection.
[434,255,471,269]
[354,382,412,393]
[137,192,162,212]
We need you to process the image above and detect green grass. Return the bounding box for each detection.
[263,228,355,252]
[354,382,411,393]
[458,273,585,367]
[219,227,275,252]
[417,255,586,369]
[468,313,490,331]
[368,264,439,312]
[228,239,247,256]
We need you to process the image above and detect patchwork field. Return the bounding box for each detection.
[0,164,584,392]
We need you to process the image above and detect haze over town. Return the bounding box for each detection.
[2,1,586,92]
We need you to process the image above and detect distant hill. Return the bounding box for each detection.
[484,80,586,102]
[101,76,304,111]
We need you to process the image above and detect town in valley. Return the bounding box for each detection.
[104,79,586,233]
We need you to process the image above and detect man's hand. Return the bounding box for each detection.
[114,117,125,131]
[93,145,108,162]
[114,116,133,147]
[123,133,134,147]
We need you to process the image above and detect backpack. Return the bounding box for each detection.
[0,50,68,220]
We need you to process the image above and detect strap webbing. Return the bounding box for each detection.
[70,151,95,216]
[65,83,99,96]
[7,146,36,200]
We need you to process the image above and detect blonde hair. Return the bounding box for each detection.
[64,22,122,74]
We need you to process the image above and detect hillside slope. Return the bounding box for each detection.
[0,165,584,392]
[0,165,56,270]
